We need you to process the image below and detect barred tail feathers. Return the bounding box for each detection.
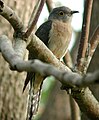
[30,85,42,119]
[32,89,42,115]
[26,76,43,120]
[32,73,44,115]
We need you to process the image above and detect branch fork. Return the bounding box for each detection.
[0,0,99,120]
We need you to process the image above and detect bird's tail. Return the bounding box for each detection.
[26,79,43,120]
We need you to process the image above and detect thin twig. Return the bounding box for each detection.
[28,0,40,27]
[90,25,99,57]
[63,51,73,69]
[70,96,81,120]
[83,25,99,71]
[76,0,93,73]
[24,0,46,38]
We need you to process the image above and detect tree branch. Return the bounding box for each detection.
[24,0,46,38]
[69,97,80,120]
[82,25,99,72]
[46,0,54,12]
[63,51,73,69]
[0,33,99,119]
[76,0,93,73]
[90,25,99,57]
[0,35,27,69]
[0,1,99,119]
[0,0,24,32]
[28,35,70,70]
[72,87,99,120]
[0,35,99,86]
[28,0,40,27]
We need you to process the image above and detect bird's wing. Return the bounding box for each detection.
[23,20,52,119]
[35,20,52,46]
[23,20,52,92]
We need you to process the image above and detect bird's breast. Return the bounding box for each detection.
[48,20,72,59]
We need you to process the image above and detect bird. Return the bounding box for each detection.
[23,6,79,119]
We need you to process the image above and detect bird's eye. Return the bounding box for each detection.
[58,11,64,16]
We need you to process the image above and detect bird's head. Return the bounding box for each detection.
[48,6,79,22]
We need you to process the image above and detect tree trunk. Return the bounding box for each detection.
[0,1,36,120]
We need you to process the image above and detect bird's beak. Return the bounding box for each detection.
[71,11,79,14]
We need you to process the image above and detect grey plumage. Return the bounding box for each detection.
[23,6,78,120]
[35,20,52,46]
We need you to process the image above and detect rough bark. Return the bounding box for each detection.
[0,0,98,119]
[71,0,99,120]
[0,0,36,120]
[88,0,99,72]
[88,0,99,111]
